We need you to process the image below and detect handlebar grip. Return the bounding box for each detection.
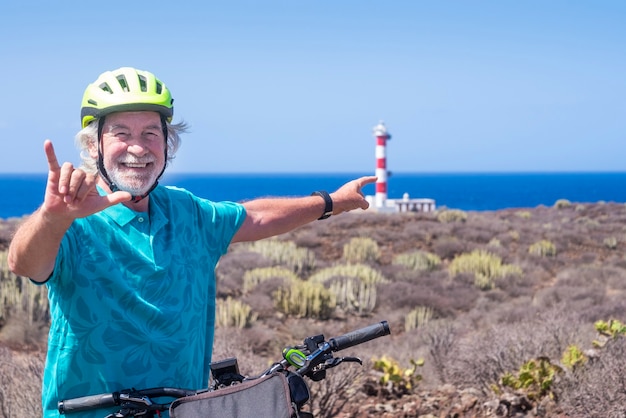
[329,320,391,352]
[58,393,117,414]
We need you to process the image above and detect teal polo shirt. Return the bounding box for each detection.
[40,185,246,418]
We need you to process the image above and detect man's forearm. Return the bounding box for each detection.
[8,208,72,282]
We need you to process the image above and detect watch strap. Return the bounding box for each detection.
[311,191,333,220]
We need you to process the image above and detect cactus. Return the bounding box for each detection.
[603,236,618,250]
[437,209,467,223]
[273,279,336,319]
[372,356,424,396]
[528,240,557,257]
[449,250,522,290]
[393,251,441,272]
[342,237,380,264]
[329,278,377,316]
[500,357,563,400]
[215,297,258,329]
[404,306,434,332]
[243,266,299,293]
[236,239,316,274]
[1,250,49,325]
[592,318,626,348]
[309,263,387,285]
[554,199,572,209]
[561,345,586,370]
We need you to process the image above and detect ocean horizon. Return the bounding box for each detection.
[1,171,625,219]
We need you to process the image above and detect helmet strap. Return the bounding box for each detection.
[96,115,169,203]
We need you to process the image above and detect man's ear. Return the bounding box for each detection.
[88,138,99,159]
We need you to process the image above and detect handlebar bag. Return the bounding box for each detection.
[169,372,296,418]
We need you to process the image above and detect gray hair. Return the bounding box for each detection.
[75,119,189,175]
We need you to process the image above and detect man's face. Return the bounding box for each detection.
[96,111,166,196]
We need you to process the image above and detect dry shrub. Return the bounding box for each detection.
[556,337,626,417]
[216,250,272,298]
[308,365,364,418]
[376,274,479,317]
[211,327,259,375]
[243,277,288,319]
[533,266,626,321]
[432,236,467,260]
[440,307,588,393]
[0,345,44,417]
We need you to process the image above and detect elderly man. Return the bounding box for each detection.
[8,67,375,417]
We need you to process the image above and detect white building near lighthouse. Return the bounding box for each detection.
[365,121,436,213]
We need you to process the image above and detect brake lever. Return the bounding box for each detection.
[324,356,363,369]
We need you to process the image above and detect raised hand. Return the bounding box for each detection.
[42,139,131,220]
[330,176,377,214]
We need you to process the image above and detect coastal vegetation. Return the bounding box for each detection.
[1,201,626,416]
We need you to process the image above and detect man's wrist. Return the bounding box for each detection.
[311,191,333,220]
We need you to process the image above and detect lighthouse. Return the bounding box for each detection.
[373,121,391,209]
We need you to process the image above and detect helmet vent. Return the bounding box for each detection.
[138,75,148,92]
[116,75,130,92]
[156,82,163,94]
[99,83,113,94]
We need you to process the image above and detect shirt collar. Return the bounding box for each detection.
[98,185,145,227]
[97,185,169,232]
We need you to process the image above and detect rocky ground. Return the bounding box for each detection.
[2,201,626,417]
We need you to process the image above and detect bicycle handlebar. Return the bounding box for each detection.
[329,320,390,352]
[58,393,117,414]
[59,387,198,414]
[58,321,391,415]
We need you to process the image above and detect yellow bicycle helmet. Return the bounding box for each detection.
[80,67,174,128]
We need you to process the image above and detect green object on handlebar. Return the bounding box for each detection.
[283,347,307,367]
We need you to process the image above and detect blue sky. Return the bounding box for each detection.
[2,1,625,173]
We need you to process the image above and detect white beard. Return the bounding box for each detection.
[106,158,164,195]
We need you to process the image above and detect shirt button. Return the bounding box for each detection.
[138,217,144,223]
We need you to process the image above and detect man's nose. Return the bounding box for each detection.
[126,139,149,156]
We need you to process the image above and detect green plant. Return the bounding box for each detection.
[372,356,424,397]
[449,250,522,290]
[561,345,586,370]
[242,266,299,293]
[528,240,557,257]
[329,278,377,316]
[342,237,380,264]
[273,279,336,319]
[595,319,626,337]
[393,251,441,272]
[500,357,563,400]
[1,251,49,325]
[309,264,387,285]
[404,306,434,332]
[237,239,316,274]
[603,236,618,250]
[437,209,467,223]
[215,297,258,328]
[592,318,626,348]
[554,199,572,209]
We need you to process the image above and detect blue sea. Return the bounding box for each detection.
[1,172,625,219]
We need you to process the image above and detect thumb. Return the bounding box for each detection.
[106,191,133,206]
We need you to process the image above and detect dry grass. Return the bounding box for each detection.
[2,202,626,417]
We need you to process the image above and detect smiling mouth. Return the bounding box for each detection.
[122,162,152,168]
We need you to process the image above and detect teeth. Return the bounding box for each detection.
[124,163,148,168]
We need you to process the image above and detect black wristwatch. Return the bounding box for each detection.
[311,191,333,220]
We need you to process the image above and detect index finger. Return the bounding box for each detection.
[356,176,378,187]
[44,139,61,172]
